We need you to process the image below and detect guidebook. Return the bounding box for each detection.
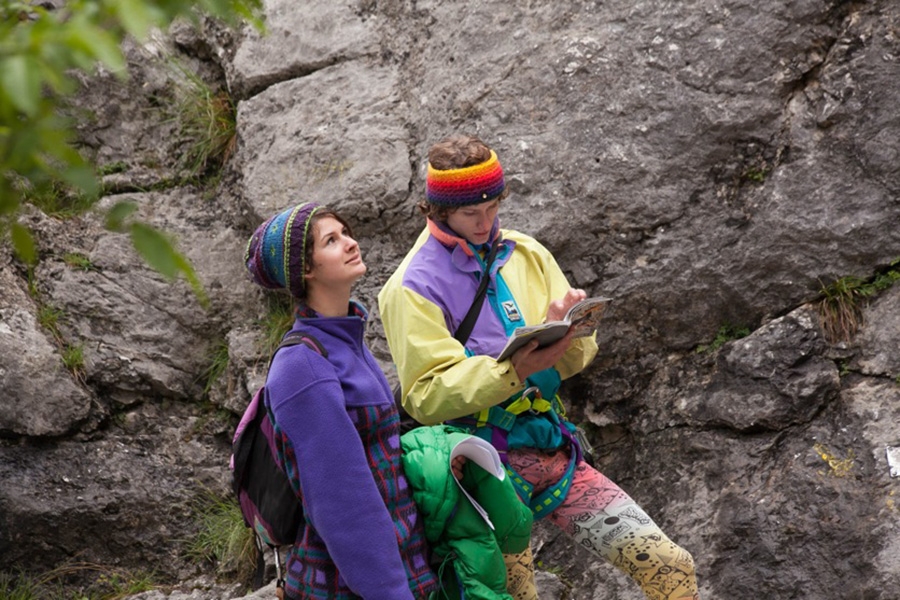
[450,436,506,529]
[496,296,612,362]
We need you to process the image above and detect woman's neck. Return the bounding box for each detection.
[305,285,352,317]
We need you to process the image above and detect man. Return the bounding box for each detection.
[379,134,700,600]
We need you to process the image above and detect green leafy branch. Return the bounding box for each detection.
[0,0,263,296]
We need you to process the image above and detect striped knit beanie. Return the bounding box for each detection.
[244,202,321,298]
[426,149,505,207]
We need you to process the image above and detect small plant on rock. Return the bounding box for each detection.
[817,258,900,343]
[813,443,855,478]
[817,275,866,343]
[25,182,98,220]
[0,564,154,600]
[0,569,40,600]
[37,304,64,337]
[261,294,296,355]
[202,338,230,397]
[96,161,128,177]
[31,292,89,382]
[63,252,95,272]
[166,60,238,180]
[61,343,85,380]
[742,165,769,183]
[696,324,750,354]
[184,489,256,583]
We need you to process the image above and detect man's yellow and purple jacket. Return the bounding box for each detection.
[378,218,599,515]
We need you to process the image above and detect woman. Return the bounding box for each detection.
[244,202,531,600]
[378,135,701,600]
[244,203,438,599]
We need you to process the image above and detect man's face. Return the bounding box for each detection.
[445,199,500,245]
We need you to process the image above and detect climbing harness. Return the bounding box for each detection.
[450,386,584,519]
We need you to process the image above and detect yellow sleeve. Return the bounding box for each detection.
[379,283,523,424]
[500,231,599,380]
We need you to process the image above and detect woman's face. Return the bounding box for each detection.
[304,216,366,290]
[445,199,500,246]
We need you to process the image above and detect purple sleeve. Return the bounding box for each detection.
[267,349,414,600]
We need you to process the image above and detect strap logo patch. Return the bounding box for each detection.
[502,301,522,322]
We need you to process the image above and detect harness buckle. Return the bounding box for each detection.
[520,386,553,415]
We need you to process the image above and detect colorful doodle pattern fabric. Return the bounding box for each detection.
[509,448,700,600]
[503,546,538,600]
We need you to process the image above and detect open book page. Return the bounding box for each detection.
[450,436,506,530]
[495,296,611,361]
[495,322,569,361]
[565,296,611,337]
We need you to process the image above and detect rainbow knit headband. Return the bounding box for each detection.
[244,202,322,298]
[426,150,505,207]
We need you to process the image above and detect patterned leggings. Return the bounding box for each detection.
[508,447,700,600]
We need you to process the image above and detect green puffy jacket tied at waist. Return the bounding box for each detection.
[401,425,533,600]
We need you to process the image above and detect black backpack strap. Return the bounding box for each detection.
[454,235,501,346]
[393,236,502,431]
[272,330,328,364]
[252,534,266,590]
[233,331,326,499]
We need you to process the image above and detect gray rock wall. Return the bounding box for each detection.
[1,0,899,598]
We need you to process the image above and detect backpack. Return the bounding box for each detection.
[230,331,327,591]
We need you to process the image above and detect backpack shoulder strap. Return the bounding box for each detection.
[271,330,328,365]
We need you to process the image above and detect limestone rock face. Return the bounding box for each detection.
[0,263,92,437]
[694,306,841,432]
[1,1,899,599]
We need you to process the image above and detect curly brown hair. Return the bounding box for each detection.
[418,134,508,221]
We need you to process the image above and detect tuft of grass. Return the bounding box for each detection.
[817,259,900,343]
[97,162,128,177]
[742,165,769,183]
[696,324,750,354]
[261,294,296,355]
[24,179,98,219]
[90,571,155,599]
[837,359,851,378]
[25,268,39,299]
[817,275,866,343]
[37,305,64,336]
[0,570,39,600]
[535,560,565,576]
[61,344,86,380]
[201,338,230,397]
[184,489,256,583]
[63,252,96,272]
[166,60,238,179]
[32,295,87,382]
[0,570,63,600]
[0,564,155,600]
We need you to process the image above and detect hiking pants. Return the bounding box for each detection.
[508,447,700,600]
